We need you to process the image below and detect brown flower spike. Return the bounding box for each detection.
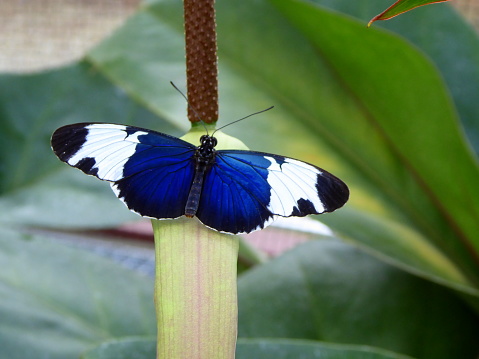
[184,0,219,124]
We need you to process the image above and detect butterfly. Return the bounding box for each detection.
[51,123,349,234]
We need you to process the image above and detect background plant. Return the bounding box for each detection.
[0,0,478,358]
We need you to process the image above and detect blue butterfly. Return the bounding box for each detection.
[51,123,349,234]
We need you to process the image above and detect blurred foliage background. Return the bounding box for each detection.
[1,0,479,358]
[0,0,477,73]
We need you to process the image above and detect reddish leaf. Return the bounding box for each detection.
[368,0,451,26]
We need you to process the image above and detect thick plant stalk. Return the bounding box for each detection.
[184,0,218,123]
[153,1,239,357]
[153,218,239,359]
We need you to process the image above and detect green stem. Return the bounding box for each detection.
[153,217,239,359]
[153,0,235,353]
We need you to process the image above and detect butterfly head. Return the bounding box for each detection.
[200,134,218,148]
[196,135,218,164]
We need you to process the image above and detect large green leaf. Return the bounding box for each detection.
[238,240,479,359]
[81,337,416,359]
[0,62,178,228]
[267,0,479,280]
[0,228,156,359]
[86,0,479,295]
[322,208,478,296]
[311,0,479,153]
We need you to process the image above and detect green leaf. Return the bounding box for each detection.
[313,0,479,154]
[81,337,416,359]
[368,0,451,26]
[238,240,479,359]
[0,62,178,228]
[0,228,156,359]
[268,0,479,283]
[321,208,478,296]
[0,169,138,228]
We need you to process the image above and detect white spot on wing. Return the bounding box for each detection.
[68,124,148,181]
[264,156,325,216]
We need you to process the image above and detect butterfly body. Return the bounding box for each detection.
[51,123,349,234]
[185,135,218,217]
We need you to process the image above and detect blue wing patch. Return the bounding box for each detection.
[51,123,349,234]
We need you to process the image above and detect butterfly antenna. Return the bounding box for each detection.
[170,81,209,134]
[212,106,274,136]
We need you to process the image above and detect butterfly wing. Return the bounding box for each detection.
[52,124,349,233]
[196,150,349,234]
[51,123,197,219]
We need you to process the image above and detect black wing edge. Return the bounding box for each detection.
[51,123,91,162]
[315,170,349,213]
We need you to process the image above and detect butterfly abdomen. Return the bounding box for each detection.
[185,135,217,217]
[185,162,207,217]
